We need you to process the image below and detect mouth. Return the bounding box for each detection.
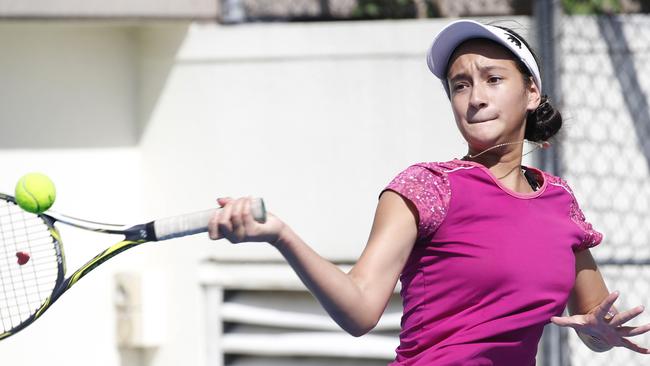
[467,117,496,124]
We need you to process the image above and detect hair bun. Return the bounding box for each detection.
[525,95,562,142]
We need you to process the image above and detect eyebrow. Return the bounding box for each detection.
[448,65,510,83]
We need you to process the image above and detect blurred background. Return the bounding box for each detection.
[0,0,648,365]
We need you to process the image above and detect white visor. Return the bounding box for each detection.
[426,20,542,97]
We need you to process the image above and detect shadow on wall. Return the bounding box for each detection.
[597,16,650,169]
[135,23,189,146]
[0,22,187,149]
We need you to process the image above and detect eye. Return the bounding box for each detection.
[488,76,503,84]
[452,82,468,92]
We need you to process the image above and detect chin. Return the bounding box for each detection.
[463,122,509,144]
[464,131,503,149]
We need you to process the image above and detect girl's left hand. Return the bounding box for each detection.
[551,291,650,354]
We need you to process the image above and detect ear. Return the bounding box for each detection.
[525,77,541,112]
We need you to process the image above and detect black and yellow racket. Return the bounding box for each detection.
[0,193,266,340]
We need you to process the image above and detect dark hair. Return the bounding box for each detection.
[492,25,562,143]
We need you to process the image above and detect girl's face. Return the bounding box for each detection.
[446,39,540,153]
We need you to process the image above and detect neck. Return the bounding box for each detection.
[464,146,522,176]
[463,140,523,165]
[462,142,534,193]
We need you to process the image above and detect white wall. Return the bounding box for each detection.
[0,17,532,366]
[137,17,533,366]
[0,22,140,148]
[0,0,217,18]
[0,22,145,366]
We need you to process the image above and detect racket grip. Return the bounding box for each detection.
[153,198,266,241]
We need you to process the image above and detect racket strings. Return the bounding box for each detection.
[0,200,59,332]
[1,213,52,332]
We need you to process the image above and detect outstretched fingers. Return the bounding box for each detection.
[550,291,650,354]
[621,337,650,354]
[593,291,620,321]
[617,322,650,338]
[550,315,586,329]
[610,305,645,327]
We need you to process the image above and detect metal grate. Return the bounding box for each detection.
[201,261,401,366]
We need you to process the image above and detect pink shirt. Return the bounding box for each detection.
[383,159,603,366]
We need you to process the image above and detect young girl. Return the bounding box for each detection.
[208,20,650,365]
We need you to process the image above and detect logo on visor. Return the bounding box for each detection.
[505,32,522,49]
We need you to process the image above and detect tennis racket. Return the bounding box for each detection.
[0,193,266,340]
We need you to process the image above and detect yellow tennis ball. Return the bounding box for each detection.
[15,173,56,213]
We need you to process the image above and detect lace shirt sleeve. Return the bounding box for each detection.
[549,175,604,252]
[382,163,451,240]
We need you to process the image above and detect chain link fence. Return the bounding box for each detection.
[558,14,650,365]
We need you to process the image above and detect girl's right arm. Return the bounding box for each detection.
[208,191,418,336]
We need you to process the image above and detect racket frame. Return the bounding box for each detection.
[0,194,265,340]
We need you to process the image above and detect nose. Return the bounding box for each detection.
[469,83,488,110]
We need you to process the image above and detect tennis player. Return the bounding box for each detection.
[208,20,650,365]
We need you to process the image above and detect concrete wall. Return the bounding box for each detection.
[0,17,532,366]
[0,1,217,19]
[0,22,148,366]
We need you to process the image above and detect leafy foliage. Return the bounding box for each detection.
[352,0,438,19]
[562,0,623,14]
